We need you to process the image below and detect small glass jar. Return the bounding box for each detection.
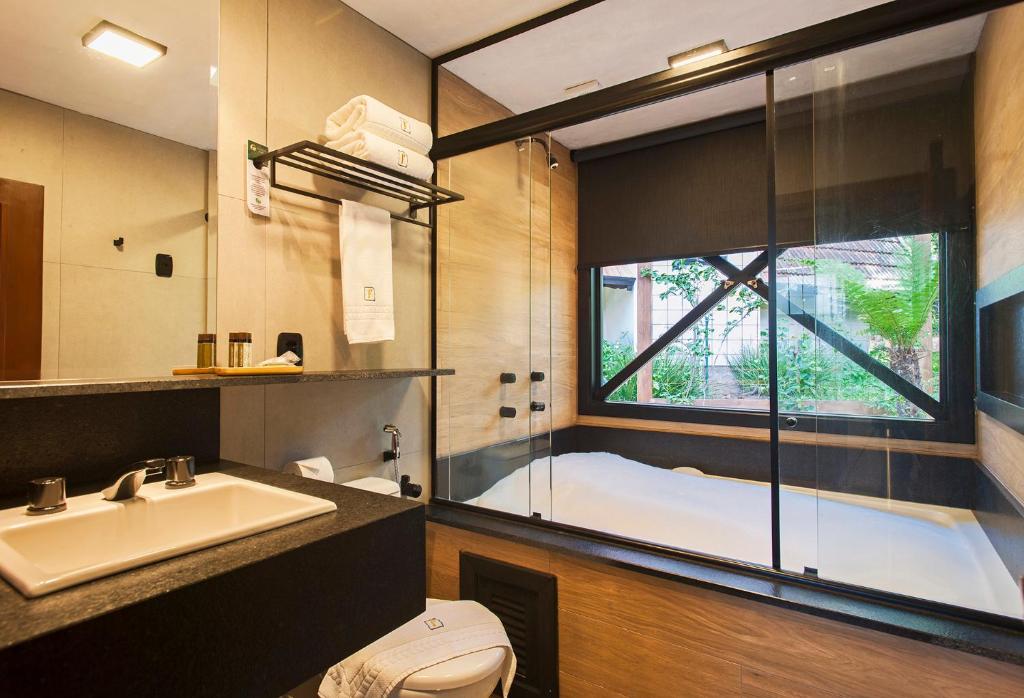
[228,332,253,368]
[196,333,216,368]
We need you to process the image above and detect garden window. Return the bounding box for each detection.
[584,229,973,441]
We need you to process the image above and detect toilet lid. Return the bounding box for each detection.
[401,646,507,691]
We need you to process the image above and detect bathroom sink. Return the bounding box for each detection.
[0,473,337,597]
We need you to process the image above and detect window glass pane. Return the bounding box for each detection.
[600,253,769,410]
[601,236,940,419]
[776,234,940,420]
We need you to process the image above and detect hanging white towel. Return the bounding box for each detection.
[318,600,516,698]
[324,95,433,156]
[340,200,394,344]
[327,130,434,181]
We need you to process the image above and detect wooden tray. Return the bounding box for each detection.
[172,367,216,375]
[213,365,304,376]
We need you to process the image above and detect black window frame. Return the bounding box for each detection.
[578,226,976,443]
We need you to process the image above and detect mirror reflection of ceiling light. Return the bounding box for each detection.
[82,21,167,68]
[668,40,728,69]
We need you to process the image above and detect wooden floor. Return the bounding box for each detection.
[427,522,1024,698]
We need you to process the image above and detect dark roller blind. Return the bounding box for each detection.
[578,57,973,268]
[578,123,769,267]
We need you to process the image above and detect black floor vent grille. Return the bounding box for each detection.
[460,552,558,698]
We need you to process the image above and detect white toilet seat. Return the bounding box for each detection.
[400,646,506,691]
[396,599,508,696]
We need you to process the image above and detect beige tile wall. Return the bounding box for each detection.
[0,88,212,379]
[217,0,434,496]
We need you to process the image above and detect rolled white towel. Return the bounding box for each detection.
[328,130,434,181]
[325,95,432,156]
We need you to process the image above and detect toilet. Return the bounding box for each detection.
[340,477,509,698]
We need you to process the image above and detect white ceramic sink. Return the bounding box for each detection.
[0,472,337,597]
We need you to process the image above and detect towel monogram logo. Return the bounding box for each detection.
[363,286,376,302]
[400,117,412,134]
[398,150,409,168]
[423,618,444,631]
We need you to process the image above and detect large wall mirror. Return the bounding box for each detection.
[0,1,218,381]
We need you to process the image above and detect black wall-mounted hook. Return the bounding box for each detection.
[500,372,517,384]
[499,406,516,418]
[113,237,124,248]
[530,371,545,382]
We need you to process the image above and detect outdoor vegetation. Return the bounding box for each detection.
[602,236,940,418]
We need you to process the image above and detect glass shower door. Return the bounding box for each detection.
[772,17,1020,617]
[772,61,821,577]
[434,135,553,519]
[528,133,554,521]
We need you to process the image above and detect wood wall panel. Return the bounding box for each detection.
[427,522,1024,697]
[559,608,743,697]
[559,669,628,698]
[436,69,577,458]
[975,4,1024,505]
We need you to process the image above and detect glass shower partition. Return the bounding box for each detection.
[772,15,1021,618]
[435,136,553,517]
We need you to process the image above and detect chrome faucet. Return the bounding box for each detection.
[102,456,196,501]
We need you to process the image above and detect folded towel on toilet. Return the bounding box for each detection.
[318,600,516,698]
[327,130,434,181]
[340,200,394,344]
[324,95,432,156]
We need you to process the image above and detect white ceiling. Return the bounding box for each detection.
[343,0,572,58]
[443,0,887,117]
[0,0,218,150]
[553,14,987,150]
[343,0,988,150]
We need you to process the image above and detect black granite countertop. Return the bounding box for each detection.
[0,368,455,400]
[0,461,421,651]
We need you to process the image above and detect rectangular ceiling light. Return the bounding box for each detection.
[668,39,728,69]
[82,21,167,68]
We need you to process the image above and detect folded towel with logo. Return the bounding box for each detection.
[339,200,394,344]
[318,600,516,698]
[327,129,434,181]
[325,95,432,156]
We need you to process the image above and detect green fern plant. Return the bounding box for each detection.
[819,236,938,386]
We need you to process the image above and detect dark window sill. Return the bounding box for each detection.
[576,399,975,443]
[426,499,1024,666]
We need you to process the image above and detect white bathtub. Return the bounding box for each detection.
[467,451,1022,618]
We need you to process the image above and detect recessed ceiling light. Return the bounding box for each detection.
[668,40,728,69]
[787,76,798,82]
[564,79,601,97]
[82,20,166,68]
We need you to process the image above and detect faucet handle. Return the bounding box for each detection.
[27,477,67,515]
[165,456,196,489]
